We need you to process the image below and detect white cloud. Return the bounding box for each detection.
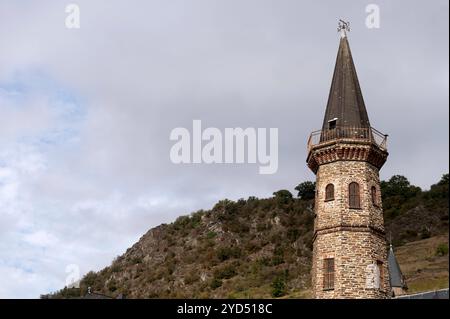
[23,231,58,248]
[0,265,50,299]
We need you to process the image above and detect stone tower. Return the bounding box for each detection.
[306,24,391,299]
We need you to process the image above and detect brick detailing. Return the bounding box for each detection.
[307,140,388,174]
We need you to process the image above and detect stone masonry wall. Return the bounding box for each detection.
[311,159,391,298]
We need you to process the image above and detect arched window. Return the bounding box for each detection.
[325,184,334,201]
[371,186,378,207]
[349,182,361,209]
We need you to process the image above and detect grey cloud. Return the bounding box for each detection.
[0,0,448,297]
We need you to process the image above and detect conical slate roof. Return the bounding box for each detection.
[388,244,407,288]
[322,34,371,131]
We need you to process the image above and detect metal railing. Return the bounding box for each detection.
[307,126,388,152]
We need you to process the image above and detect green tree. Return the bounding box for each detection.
[381,175,421,199]
[294,181,316,200]
[273,190,293,204]
[438,173,449,186]
[381,175,422,220]
[425,173,449,203]
[81,271,98,287]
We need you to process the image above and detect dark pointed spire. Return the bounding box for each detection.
[322,30,371,131]
[388,244,407,289]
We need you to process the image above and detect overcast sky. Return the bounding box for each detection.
[0,0,448,298]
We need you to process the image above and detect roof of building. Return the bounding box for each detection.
[82,292,113,299]
[395,289,449,299]
[388,244,407,288]
[81,287,125,299]
[322,33,371,131]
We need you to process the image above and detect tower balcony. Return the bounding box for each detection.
[307,126,388,153]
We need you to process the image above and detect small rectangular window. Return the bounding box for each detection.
[323,258,335,290]
[328,119,337,130]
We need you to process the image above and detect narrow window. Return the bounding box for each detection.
[371,186,378,207]
[323,258,335,290]
[325,184,334,201]
[349,182,361,209]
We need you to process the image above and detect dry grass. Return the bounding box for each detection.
[395,235,449,294]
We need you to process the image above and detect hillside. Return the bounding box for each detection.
[44,174,449,299]
[394,235,449,294]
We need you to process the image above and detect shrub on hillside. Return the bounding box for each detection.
[436,243,449,256]
[216,246,241,261]
[214,264,237,280]
[210,278,222,289]
[271,275,286,297]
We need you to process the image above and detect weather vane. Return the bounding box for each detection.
[337,19,350,37]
